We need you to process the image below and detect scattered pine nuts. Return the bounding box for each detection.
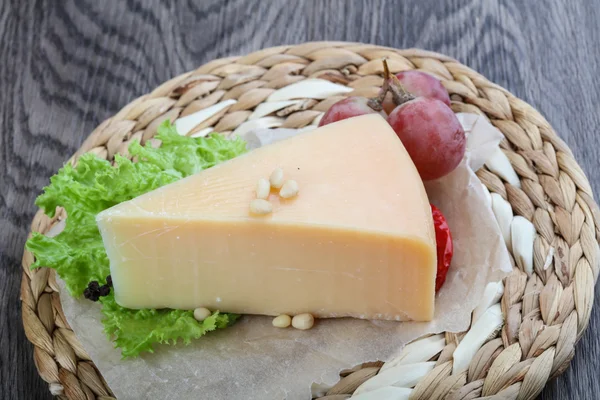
[250,199,273,215]
[269,167,284,189]
[279,180,299,199]
[255,178,270,199]
[272,314,292,328]
[292,313,315,330]
[193,307,212,322]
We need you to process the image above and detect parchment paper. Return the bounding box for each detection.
[57,113,512,400]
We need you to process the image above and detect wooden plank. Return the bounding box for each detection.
[1,1,598,399]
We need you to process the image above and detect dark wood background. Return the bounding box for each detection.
[1,1,599,399]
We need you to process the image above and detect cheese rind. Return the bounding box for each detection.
[97,114,437,321]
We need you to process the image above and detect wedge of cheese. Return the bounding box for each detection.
[97,114,437,321]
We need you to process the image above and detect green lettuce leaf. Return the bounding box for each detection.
[26,121,246,357]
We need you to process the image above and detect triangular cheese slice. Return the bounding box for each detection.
[97,114,436,321]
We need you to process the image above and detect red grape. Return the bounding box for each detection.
[387,97,465,180]
[319,97,387,127]
[383,71,450,114]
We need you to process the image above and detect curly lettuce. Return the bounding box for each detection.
[26,121,246,357]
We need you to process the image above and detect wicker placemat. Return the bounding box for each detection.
[21,42,600,400]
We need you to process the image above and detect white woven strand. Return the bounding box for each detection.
[485,148,521,187]
[175,99,237,135]
[452,304,504,375]
[267,78,353,101]
[353,362,435,396]
[380,334,445,372]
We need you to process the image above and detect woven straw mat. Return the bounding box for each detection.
[21,42,600,400]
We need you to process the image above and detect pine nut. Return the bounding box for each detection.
[256,178,270,199]
[292,313,315,330]
[270,167,284,189]
[272,314,292,328]
[250,199,273,215]
[193,307,212,322]
[279,180,299,198]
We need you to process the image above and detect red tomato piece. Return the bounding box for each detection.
[431,204,453,292]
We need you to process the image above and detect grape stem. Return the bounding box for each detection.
[367,59,416,111]
[382,59,415,105]
[368,61,392,109]
[367,96,383,111]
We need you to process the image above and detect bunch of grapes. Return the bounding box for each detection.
[319,61,465,181]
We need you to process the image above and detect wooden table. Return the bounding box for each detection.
[1,1,599,399]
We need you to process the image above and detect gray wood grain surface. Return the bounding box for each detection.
[1,1,599,399]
